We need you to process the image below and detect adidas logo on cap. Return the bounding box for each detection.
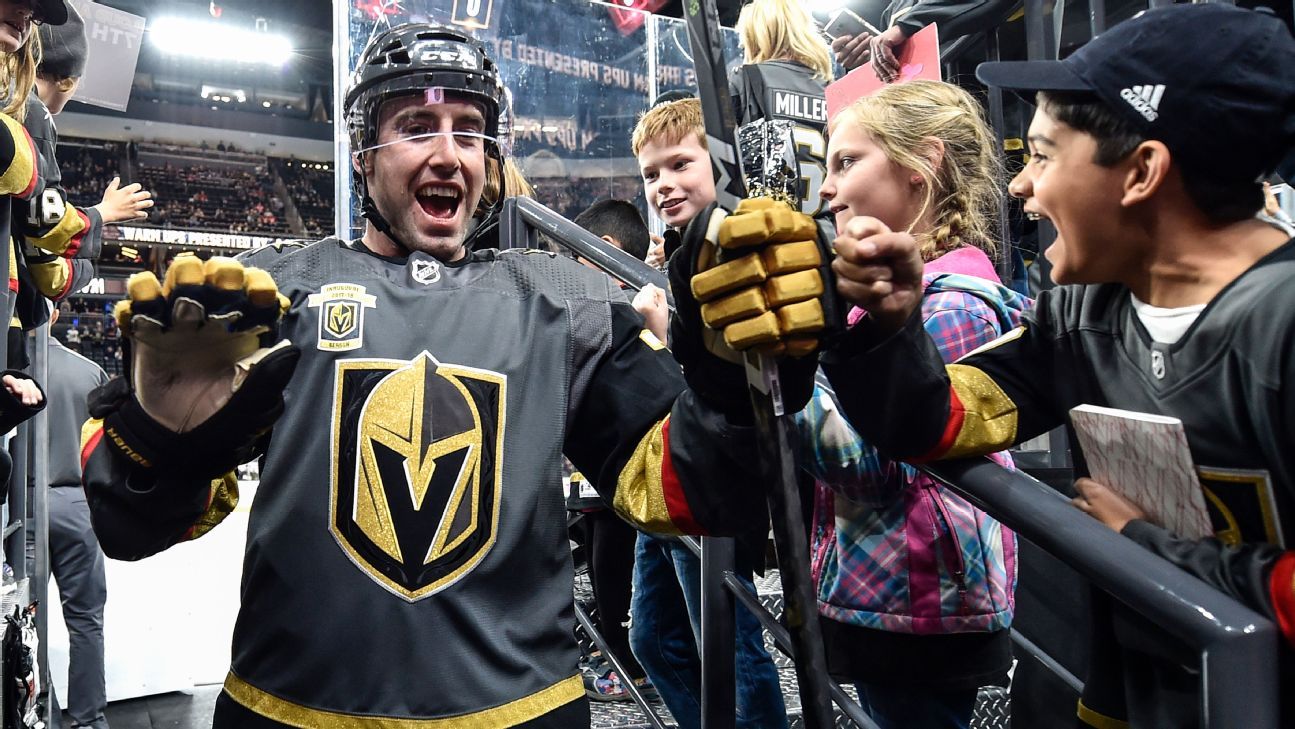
[1120,84,1165,122]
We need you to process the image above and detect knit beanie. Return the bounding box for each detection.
[39,3,88,80]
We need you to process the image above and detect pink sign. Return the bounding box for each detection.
[825,22,942,122]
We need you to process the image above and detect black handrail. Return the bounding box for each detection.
[922,459,1278,728]
[508,183,1282,729]
[679,537,881,729]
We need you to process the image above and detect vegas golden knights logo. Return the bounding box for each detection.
[1198,466,1285,548]
[330,352,506,601]
[326,302,355,338]
[308,283,377,351]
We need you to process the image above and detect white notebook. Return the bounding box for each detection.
[1069,404,1214,540]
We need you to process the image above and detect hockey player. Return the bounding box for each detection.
[79,23,830,729]
[745,5,1292,728]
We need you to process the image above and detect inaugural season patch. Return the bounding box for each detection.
[329,352,507,601]
[307,283,377,351]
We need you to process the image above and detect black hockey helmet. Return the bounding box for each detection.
[345,23,505,152]
[344,23,508,253]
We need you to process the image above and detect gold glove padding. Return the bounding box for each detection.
[691,197,825,356]
[114,254,292,433]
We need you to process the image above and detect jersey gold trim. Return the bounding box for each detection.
[184,474,240,542]
[329,352,507,601]
[223,671,582,727]
[1076,699,1130,729]
[942,364,1019,458]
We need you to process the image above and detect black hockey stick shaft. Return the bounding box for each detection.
[513,196,673,304]
[682,3,835,727]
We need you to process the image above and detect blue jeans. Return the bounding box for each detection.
[854,681,977,729]
[628,533,787,729]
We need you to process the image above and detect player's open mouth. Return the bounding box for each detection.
[416,184,461,220]
[660,198,686,212]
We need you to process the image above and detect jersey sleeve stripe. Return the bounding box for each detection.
[80,418,105,472]
[181,474,240,542]
[1076,699,1131,729]
[56,259,77,299]
[920,364,1019,461]
[28,204,90,257]
[1269,551,1295,649]
[659,417,705,534]
[30,259,71,300]
[612,416,700,536]
[0,115,38,199]
[918,384,967,462]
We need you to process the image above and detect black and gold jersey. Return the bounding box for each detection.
[82,236,767,727]
[15,92,101,262]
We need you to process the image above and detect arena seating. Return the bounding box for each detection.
[272,158,333,238]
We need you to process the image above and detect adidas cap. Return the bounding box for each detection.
[976,4,1295,182]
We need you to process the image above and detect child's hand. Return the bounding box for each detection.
[832,216,924,335]
[94,176,155,225]
[646,235,666,270]
[1072,477,1147,533]
[3,375,42,407]
[631,284,669,346]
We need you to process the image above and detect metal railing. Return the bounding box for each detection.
[513,195,1283,728]
[923,459,1278,727]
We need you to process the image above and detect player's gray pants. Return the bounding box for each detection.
[49,485,109,729]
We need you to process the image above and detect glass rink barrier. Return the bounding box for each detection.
[332,0,742,238]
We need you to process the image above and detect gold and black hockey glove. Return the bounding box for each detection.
[88,254,299,478]
[669,197,843,419]
[690,197,834,356]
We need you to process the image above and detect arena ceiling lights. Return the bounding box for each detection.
[150,17,293,66]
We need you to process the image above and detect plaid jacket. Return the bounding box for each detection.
[797,271,1032,634]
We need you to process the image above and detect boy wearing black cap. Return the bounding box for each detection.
[711,4,1295,726]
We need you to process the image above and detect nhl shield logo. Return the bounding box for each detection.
[307,284,377,351]
[329,352,507,601]
[411,259,442,285]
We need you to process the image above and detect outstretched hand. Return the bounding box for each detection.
[831,216,924,335]
[118,254,291,433]
[95,176,155,225]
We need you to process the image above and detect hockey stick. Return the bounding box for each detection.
[681,3,835,727]
[511,196,673,304]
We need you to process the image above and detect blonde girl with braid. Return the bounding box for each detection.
[796,79,1034,729]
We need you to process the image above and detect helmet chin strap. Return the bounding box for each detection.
[360,193,411,256]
